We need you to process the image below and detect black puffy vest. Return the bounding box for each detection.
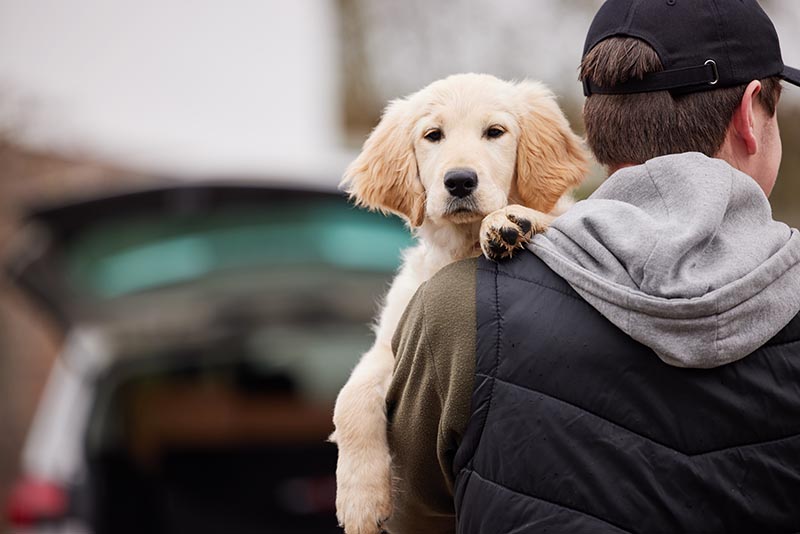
[453,253,800,534]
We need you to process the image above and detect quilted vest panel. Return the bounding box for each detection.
[454,253,800,534]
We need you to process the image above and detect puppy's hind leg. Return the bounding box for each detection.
[332,340,395,534]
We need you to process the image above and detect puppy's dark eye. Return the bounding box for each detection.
[486,127,505,139]
[424,129,443,142]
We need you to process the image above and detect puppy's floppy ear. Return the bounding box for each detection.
[341,98,425,227]
[513,81,589,213]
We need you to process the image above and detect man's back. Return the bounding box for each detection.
[456,252,800,533]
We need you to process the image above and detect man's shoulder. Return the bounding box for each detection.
[472,251,581,308]
[406,257,479,351]
[420,257,479,308]
[392,257,479,355]
[420,252,577,320]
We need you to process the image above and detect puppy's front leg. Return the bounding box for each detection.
[332,340,394,534]
[480,204,555,261]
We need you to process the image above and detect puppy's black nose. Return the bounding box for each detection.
[444,169,478,198]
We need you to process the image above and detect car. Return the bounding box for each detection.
[4,182,412,534]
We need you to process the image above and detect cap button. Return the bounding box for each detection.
[666,0,676,5]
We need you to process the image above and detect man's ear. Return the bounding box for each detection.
[732,80,763,156]
[340,98,426,227]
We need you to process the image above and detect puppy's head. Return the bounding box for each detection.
[342,74,588,227]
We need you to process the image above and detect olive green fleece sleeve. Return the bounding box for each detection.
[384,258,478,534]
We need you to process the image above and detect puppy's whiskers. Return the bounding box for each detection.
[444,196,479,216]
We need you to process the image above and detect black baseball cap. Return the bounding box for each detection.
[582,0,800,96]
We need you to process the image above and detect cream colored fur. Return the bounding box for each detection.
[331,73,588,534]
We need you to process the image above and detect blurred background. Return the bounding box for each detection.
[0,1,798,532]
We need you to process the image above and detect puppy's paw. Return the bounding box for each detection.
[336,450,393,534]
[480,205,549,261]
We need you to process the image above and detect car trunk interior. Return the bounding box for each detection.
[86,349,344,534]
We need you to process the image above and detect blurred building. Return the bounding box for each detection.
[0,1,798,180]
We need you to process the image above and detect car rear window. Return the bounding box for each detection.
[66,200,412,298]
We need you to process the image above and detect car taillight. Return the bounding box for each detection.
[6,476,68,527]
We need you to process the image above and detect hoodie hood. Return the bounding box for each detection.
[530,152,800,368]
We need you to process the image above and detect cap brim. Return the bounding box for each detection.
[782,65,800,87]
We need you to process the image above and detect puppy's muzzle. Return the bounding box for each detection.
[444,168,478,199]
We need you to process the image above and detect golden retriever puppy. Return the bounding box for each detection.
[331,73,588,534]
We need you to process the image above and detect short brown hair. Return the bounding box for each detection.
[581,37,782,167]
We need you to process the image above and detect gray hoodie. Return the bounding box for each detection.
[530,152,800,368]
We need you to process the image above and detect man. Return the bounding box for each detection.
[384,1,800,533]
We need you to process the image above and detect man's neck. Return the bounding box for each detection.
[607,162,638,175]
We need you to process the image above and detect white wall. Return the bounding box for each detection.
[0,0,348,180]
